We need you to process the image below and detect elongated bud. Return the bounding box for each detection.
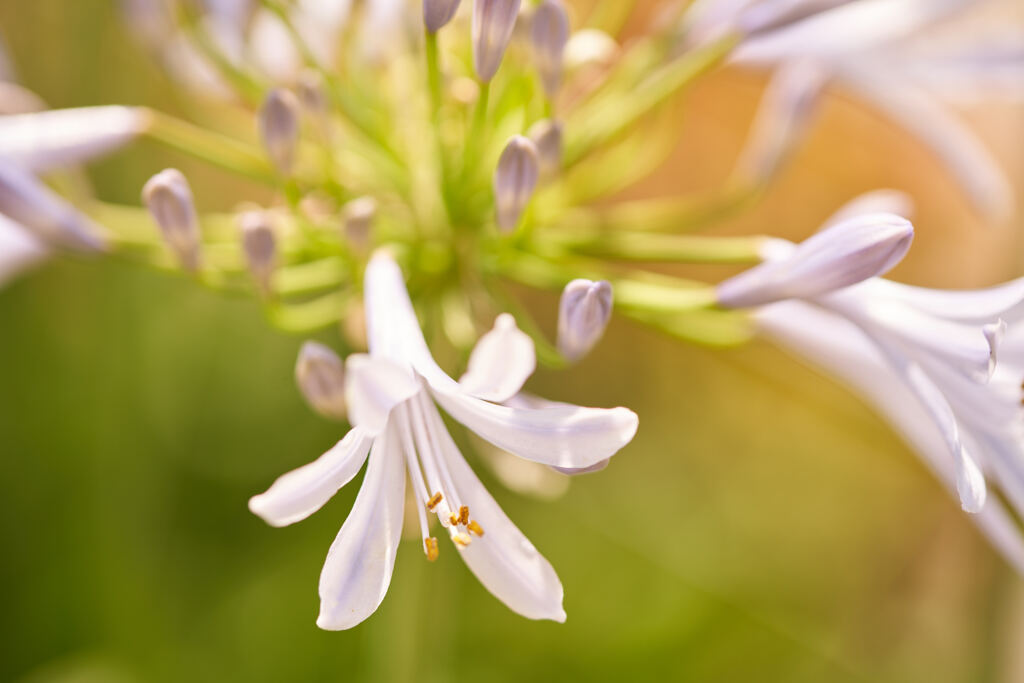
[295,341,347,420]
[734,60,826,185]
[424,0,462,32]
[238,210,277,295]
[473,0,522,82]
[342,196,377,248]
[530,0,569,97]
[142,168,200,270]
[716,213,914,308]
[527,118,563,176]
[258,88,301,174]
[296,70,327,116]
[493,136,539,232]
[557,279,613,362]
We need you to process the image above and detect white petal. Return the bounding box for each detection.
[837,65,1013,221]
[0,162,106,251]
[317,424,405,630]
[429,383,638,469]
[344,354,420,436]
[0,106,150,173]
[248,427,373,527]
[424,400,566,621]
[862,277,1024,325]
[0,213,48,287]
[458,313,536,402]
[363,249,638,468]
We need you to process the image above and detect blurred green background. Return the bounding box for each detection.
[1,2,1023,682]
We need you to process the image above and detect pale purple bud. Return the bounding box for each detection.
[716,213,915,308]
[295,341,347,420]
[342,196,377,248]
[296,70,327,115]
[527,118,563,176]
[493,135,539,232]
[530,0,569,97]
[424,0,462,32]
[238,210,277,295]
[142,168,201,270]
[473,0,522,82]
[557,279,613,362]
[258,88,301,174]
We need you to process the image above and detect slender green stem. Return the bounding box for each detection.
[143,111,277,184]
[547,230,765,264]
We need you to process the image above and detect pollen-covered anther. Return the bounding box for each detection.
[426,491,444,511]
[451,532,472,548]
[424,537,439,562]
[458,505,470,526]
[449,513,460,526]
[467,520,484,537]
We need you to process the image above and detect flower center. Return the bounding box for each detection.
[396,391,485,562]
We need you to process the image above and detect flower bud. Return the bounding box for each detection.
[295,341,347,420]
[424,0,462,33]
[530,0,569,97]
[342,196,377,248]
[142,168,200,271]
[716,213,915,308]
[557,279,613,362]
[472,0,522,82]
[527,118,563,176]
[493,135,539,232]
[238,210,277,295]
[258,88,301,174]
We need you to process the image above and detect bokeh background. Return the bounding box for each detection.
[2,1,1024,682]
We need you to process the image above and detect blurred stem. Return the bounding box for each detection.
[144,111,277,184]
[463,81,491,177]
[548,230,765,264]
[273,258,349,297]
[268,290,350,333]
[565,33,739,165]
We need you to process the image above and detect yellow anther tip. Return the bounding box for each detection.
[458,505,470,526]
[424,537,439,562]
[467,520,484,537]
[426,491,444,511]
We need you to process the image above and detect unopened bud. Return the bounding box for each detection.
[295,341,347,420]
[473,0,522,82]
[530,0,569,97]
[258,88,301,174]
[557,279,613,362]
[296,70,327,116]
[424,0,462,33]
[493,135,539,232]
[527,119,563,176]
[238,210,277,296]
[716,213,915,308]
[342,196,377,248]
[142,168,200,270]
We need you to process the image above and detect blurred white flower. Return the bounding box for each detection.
[728,0,1020,220]
[721,192,1024,571]
[249,250,638,629]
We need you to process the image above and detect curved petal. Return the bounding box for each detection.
[0,106,150,173]
[458,313,536,402]
[423,400,566,621]
[0,213,48,287]
[0,162,106,251]
[317,424,406,630]
[248,426,373,527]
[860,277,1024,325]
[823,189,915,225]
[344,354,420,435]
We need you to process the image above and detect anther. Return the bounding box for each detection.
[458,506,470,526]
[426,491,444,511]
[449,513,460,526]
[452,532,472,548]
[424,537,439,562]
[467,520,484,537]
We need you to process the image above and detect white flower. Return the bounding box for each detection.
[727,0,1018,220]
[718,192,1024,571]
[249,250,639,629]
[0,106,149,284]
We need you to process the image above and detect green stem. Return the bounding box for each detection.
[143,111,276,184]
[548,230,765,264]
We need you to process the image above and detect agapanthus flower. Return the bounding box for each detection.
[249,250,639,629]
[724,0,1019,220]
[718,192,1024,570]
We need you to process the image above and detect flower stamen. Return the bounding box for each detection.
[426,491,444,511]
[424,537,439,562]
[467,520,485,536]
